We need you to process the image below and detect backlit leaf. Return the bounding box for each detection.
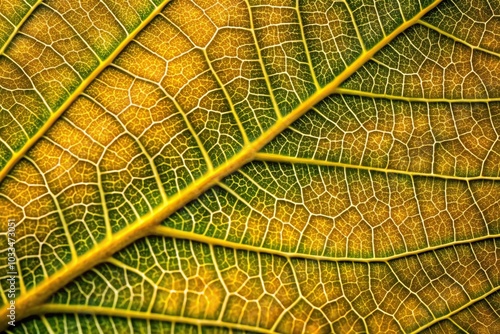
[1,0,499,333]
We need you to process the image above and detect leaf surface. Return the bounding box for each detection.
[1,0,500,333]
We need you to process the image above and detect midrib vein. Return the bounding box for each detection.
[0,0,173,183]
[0,0,443,330]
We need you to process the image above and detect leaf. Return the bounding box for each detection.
[0,0,171,179]
[1,0,499,333]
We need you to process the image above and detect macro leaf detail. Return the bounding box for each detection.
[0,0,499,333]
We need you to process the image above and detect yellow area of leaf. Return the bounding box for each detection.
[2,0,500,333]
[0,0,174,182]
[0,2,443,330]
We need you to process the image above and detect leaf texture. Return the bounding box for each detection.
[1,0,500,333]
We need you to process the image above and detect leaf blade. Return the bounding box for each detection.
[0,0,174,182]
[4,1,496,330]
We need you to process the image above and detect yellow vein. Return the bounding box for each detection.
[0,0,174,183]
[17,31,85,81]
[335,87,500,103]
[136,138,169,203]
[270,259,304,333]
[0,1,442,329]
[201,48,250,145]
[295,0,320,89]
[2,53,53,115]
[0,287,7,306]
[254,153,500,181]
[418,19,500,59]
[103,63,216,172]
[159,11,250,146]
[40,315,55,334]
[169,97,215,172]
[56,107,113,238]
[0,137,13,155]
[96,151,113,238]
[125,91,169,203]
[23,156,78,260]
[4,101,31,141]
[412,285,500,333]
[106,257,158,288]
[32,304,275,334]
[345,2,367,53]
[0,0,44,55]
[209,243,231,323]
[0,147,256,329]
[152,226,500,263]
[448,318,469,333]
[165,1,251,145]
[79,91,168,203]
[245,0,282,120]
